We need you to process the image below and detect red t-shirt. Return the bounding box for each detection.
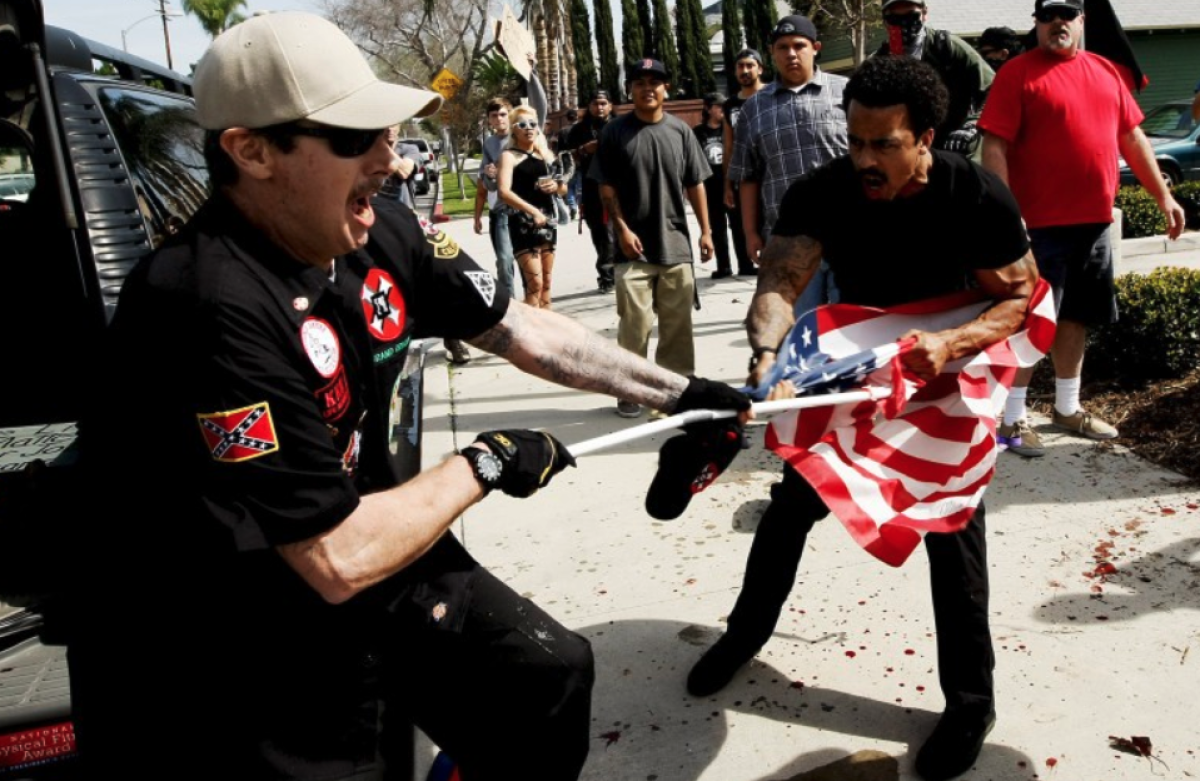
[979,48,1143,228]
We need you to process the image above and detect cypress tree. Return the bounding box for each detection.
[680,0,715,98]
[621,0,646,69]
[744,0,779,81]
[570,0,599,106]
[721,0,745,94]
[593,0,622,102]
[636,0,655,56]
[650,0,680,94]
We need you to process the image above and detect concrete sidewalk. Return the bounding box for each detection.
[417,216,1200,781]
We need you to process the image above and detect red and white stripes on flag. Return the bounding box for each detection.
[764,280,1057,567]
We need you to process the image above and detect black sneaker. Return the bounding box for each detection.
[711,269,733,279]
[914,707,996,780]
[737,268,758,277]
[686,633,760,697]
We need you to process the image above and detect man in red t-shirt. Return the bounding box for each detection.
[979,0,1184,458]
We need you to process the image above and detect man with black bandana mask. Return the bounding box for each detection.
[874,0,994,158]
[977,26,1025,72]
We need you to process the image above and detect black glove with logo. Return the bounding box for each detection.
[647,377,751,520]
[671,376,752,416]
[474,429,576,498]
[942,120,981,157]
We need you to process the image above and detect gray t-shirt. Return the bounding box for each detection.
[589,112,711,265]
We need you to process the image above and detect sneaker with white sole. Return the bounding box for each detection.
[997,418,1045,458]
[1052,408,1118,440]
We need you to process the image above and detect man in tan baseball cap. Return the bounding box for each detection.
[67,9,753,781]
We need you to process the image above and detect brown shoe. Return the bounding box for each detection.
[1051,408,1118,440]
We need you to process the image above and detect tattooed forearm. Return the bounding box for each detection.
[748,234,824,351]
[599,184,625,225]
[470,303,688,410]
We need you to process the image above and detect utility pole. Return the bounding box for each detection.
[159,0,174,70]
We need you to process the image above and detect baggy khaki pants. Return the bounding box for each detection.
[614,260,695,377]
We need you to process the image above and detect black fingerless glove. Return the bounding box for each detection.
[672,376,752,416]
[474,429,576,498]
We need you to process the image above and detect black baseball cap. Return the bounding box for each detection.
[1034,0,1083,12]
[770,15,819,44]
[588,89,611,104]
[882,0,926,10]
[627,57,670,82]
[734,48,764,67]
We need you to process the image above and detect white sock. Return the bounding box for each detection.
[1055,377,1081,417]
[1004,387,1028,425]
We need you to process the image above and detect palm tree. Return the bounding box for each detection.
[181,0,248,39]
[520,0,575,111]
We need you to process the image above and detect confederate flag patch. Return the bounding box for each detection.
[197,402,280,462]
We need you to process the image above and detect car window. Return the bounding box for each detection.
[98,87,210,246]
[0,141,35,204]
[1141,104,1195,140]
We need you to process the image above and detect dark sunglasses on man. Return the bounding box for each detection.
[883,12,922,26]
[1034,7,1081,23]
[288,124,388,158]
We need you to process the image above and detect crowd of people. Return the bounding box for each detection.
[62,2,1192,781]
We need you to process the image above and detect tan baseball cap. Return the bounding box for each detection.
[193,12,443,131]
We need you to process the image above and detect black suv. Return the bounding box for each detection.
[1,2,206,776]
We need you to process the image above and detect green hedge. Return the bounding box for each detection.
[1086,267,1200,380]
[1115,185,1167,239]
[1175,180,1200,230]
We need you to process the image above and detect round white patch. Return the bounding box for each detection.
[300,318,341,378]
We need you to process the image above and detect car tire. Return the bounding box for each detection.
[1159,163,1181,188]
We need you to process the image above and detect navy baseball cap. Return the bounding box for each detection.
[627,57,670,82]
[770,15,819,43]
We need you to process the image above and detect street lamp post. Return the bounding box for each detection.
[121,2,180,69]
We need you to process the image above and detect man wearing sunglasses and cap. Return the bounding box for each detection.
[979,0,1185,457]
[67,13,750,780]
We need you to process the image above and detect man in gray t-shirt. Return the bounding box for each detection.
[590,58,713,418]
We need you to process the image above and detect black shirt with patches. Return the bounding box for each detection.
[772,150,1029,307]
[73,195,507,777]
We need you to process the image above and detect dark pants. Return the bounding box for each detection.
[727,184,756,275]
[727,466,995,714]
[585,212,615,288]
[379,543,595,781]
[706,179,733,274]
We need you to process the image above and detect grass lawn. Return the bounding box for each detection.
[436,159,479,218]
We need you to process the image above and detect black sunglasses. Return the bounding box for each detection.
[1034,7,1081,23]
[288,125,388,158]
[883,12,921,26]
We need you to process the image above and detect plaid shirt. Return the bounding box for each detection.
[729,69,849,234]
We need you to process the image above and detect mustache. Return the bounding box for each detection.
[858,168,886,182]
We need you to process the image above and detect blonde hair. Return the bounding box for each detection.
[505,105,554,163]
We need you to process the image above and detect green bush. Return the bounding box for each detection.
[1174,180,1200,230]
[1115,185,1168,238]
[1087,267,1200,380]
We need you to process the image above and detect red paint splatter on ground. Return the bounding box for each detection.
[916,685,926,692]
[858,600,867,605]
[904,649,916,655]
[1046,757,1058,768]
[685,578,697,585]
[600,730,621,746]
[790,680,805,691]
[845,650,857,658]
[1094,562,1118,576]
[1186,503,1198,510]
[598,590,607,595]
[1162,508,1177,516]
[886,667,894,672]
[1091,585,1104,593]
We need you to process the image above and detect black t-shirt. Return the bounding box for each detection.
[693,122,725,188]
[567,114,609,212]
[723,94,748,133]
[773,151,1028,307]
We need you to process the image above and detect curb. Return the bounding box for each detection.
[1121,231,1200,258]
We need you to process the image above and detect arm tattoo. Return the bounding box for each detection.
[748,234,823,350]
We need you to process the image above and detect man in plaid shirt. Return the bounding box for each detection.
[730,14,848,313]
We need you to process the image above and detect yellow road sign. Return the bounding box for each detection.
[431,68,464,100]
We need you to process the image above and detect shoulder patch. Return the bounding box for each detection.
[465,271,497,307]
[197,402,279,463]
[426,229,461,260]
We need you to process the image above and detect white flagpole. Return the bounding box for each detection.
[567,386,894,458]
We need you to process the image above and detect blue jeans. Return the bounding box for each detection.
[567,169,582,209]
[489,210,516,299]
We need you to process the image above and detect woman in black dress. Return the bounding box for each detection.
[498,105,566,308]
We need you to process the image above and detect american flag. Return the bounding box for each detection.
[754,280,1056,567]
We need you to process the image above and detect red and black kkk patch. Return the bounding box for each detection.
[361,268,407,342]
[197,402,280,463]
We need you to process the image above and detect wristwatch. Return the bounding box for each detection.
[461,447,503,492]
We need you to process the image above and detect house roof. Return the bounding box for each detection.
[906,0,1197,36]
